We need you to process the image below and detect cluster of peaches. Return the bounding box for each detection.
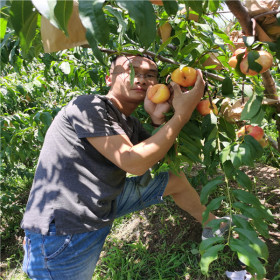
[228,48,273,76]
[147,66,217,116]
[147,66,268,147]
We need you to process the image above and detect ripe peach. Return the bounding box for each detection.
[237,125,264,141]
[147,84,170,104]
[171,67,197,87]
[228,56,238,68]
[233,48,247,56]
[228,48,246,68]
[240,50,273,76]
[196,99,218,116]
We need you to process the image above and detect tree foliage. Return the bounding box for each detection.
[1,0,280,278]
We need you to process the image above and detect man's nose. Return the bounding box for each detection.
[135,73,146,83]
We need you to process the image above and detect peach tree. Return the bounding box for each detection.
[1,0,280,278]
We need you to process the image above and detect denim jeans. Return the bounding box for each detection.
[22,171,169,280]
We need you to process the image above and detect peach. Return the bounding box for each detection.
[258,137,268,148]
[240,50,273,76]
[171,67,197,87]
[228,56,238,68]
[196,99,218,116]
[147,84,170,104]
[233,48,247,56]
[228,48,246,68]
[237,125,264,141]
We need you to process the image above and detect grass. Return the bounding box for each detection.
[1,198,240,280]
[2,165,279,279]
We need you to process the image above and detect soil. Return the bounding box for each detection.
[106,163,280,279]
[1,164,279,279]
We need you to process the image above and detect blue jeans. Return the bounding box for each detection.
[22,172,169,280]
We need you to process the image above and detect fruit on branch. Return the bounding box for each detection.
[258,137,268,148]
[196,99,218,116]
[150,0,163,5]
[171,67,197,87]
[228,48,247,68]
[159,22,172,43]
[237,125,268,147]
[237,125,264,141]
[147,84,170,104]
[240,50,273,76]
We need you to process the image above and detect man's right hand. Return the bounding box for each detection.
[170,69,205,124]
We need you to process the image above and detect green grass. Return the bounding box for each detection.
[1,199,240,280]
[2,171,279,280]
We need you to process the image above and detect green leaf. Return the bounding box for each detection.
[181,42,200,56]
[250,108,265,126]
[179,130,202,151]
[0,17,7,40]
[179,145,202,163]
[182,120,202,138]
[230,143,246,168]
[200,244,224,275]
[222,160,235,179]
[240,94,262,121]
[199,236,224,253]
[78,22,105,64]
[54,0,73,36]
[117,0,156,49]
[31,0,59,29]
[105,6,127,37]
[10,0,38,54]
[232,215,253,231]
[186,0,204,16]
[201,114,216,140]
[129,63,135,87]
[218,117,236,140]
[233,202,273,236]
[222,77,233,96]
[200,177,223,205]
[202,196,225,225]
[163,0,178,16]
[235,228,268,260]
[244,135,263,159]
[208,0,220,13]
[229,238,266,278]
[232,189,261,207]
[220,145,231,163]
[234,170,252,191]
[79,0,109,45]
[247,50,262,73]
[239,142,255,166]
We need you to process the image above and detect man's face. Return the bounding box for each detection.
[108,56,158,103]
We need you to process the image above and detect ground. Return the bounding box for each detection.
[98,163,280,279]
[1,163,279,279]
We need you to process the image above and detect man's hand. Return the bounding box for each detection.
[144,91,171,125]
[170,69,205,124]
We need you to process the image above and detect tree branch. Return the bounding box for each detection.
[98,47,225,82]
[225,0,253,36]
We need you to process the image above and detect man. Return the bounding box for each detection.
[21,55,225,280]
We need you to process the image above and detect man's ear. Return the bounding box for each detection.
[105,75,112,86]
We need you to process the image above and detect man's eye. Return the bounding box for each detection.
[147,74,156,78]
